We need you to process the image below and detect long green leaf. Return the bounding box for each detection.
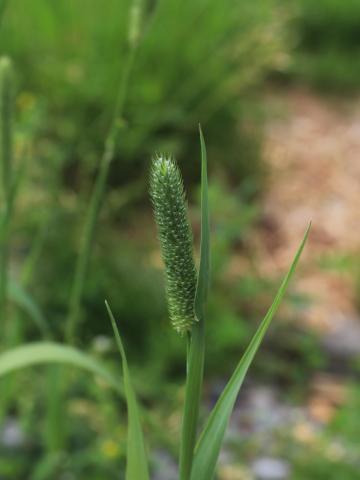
[105,301,149,480]
[179,126,210,480]
[191,224,311,480]
[0,342,122,394]
[194,125,210,322]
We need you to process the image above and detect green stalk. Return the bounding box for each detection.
[46,50,136,454]
[65,34,137,344]
[179,323,205,480]
[65,0,151,344]
[0,57,17,425]
[179,127,210,480]
[44,0,147,460]
[0,57,13,335]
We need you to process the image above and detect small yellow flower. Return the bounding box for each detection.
[101,439,120,459]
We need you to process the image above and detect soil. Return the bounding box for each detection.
[260,88,360,335]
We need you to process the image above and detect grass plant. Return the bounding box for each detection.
[0,129,309,478]
[0,5,311,477]
[149,130,310,480]
[0,127,309,480]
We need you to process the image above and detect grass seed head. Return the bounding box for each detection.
[150,155,197,335]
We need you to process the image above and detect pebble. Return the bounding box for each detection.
[322,315,360,358]
[251,457,290,480]
[152,449,178,480]
[0,417,25,449]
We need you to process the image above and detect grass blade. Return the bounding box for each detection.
[0,342,122,394]
[194,125,210,321]
[105,301,149,480]
[179,126,210,480]
[191,224,311,480]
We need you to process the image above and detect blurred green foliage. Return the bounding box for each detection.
[0,0,287,191]
[0,0,292,362]
[292,385,360,479]
[291,0,360,91]
[1,0,359,477]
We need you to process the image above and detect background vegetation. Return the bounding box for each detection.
[0,0,359,478]
[288,0,360,91]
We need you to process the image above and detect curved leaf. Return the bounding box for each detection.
[0,342,122,394]
[191,224,311,480]
[106,301,149,480]
[194,124,210,322]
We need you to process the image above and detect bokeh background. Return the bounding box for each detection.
[0,0,360,478]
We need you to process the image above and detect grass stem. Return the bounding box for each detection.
[0,57,13,336]
[179,321,205,480]
[65,40,137,344]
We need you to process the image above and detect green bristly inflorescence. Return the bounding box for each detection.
[150,155,197,335]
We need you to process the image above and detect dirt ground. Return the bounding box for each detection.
[260,88,360,337]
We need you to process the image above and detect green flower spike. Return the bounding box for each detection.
[150,155,197,335]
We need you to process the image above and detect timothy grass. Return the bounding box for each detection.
[150,155,197,335]
[148,131,309,480]
[0,4,313,478]
[0,130,309,479]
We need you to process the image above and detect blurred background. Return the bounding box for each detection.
[0,0,360,478]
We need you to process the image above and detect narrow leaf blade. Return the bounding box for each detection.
[191,224,311,480]
[194,125,210,322]
[106,301,149,480]
[179,127,209,480]
[0,342,122,394]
